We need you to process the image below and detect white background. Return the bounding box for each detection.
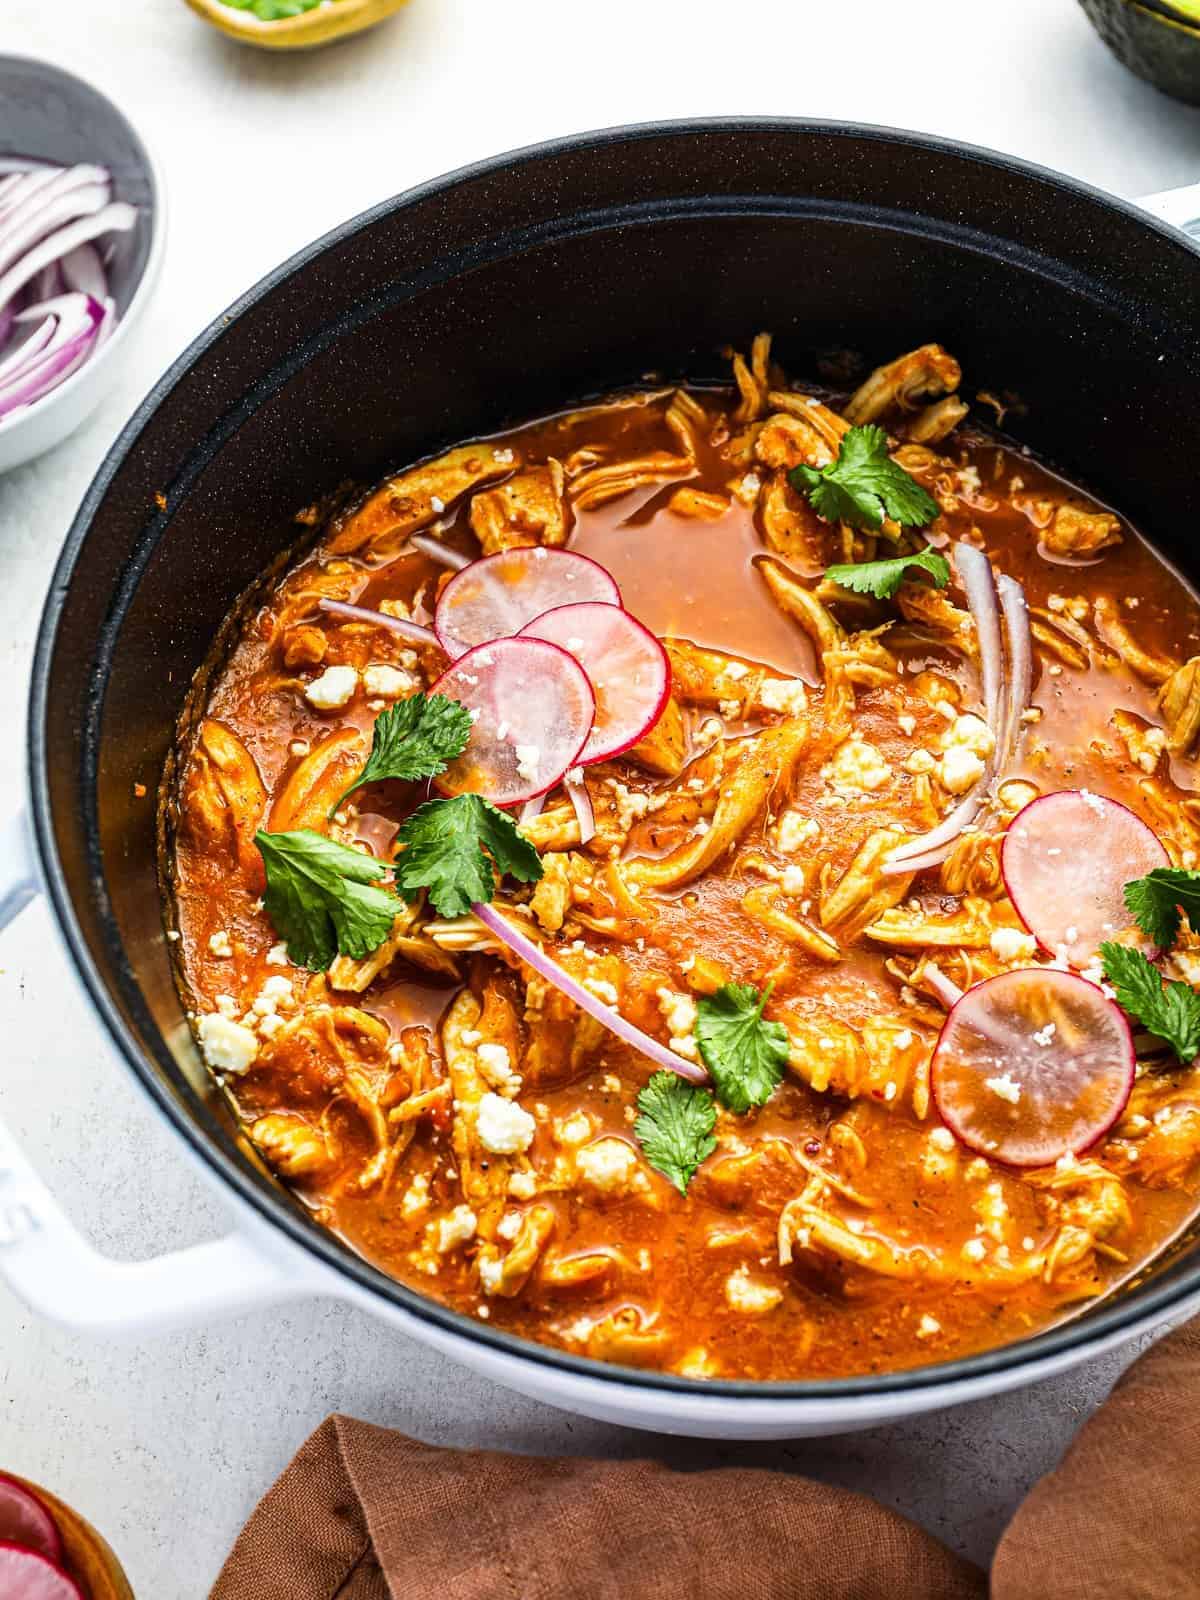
[1,2,1199,1594]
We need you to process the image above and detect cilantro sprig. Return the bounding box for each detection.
[634,1072,718,1196]
[1100,942,1200,1066]
[256,830,404,972]
[824,547,951,601]
[1123,867,1200,952]
[393,792,543,919]
[695,982,790,1112]
[259,780,542,963]
[330,693,472,817]
[789,424,940,533]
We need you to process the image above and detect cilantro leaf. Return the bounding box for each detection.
[1101,942,1200,1065]
[393,793,543,918]
[695,982,790,1112]
[1124,867,1200,952]
[789,423,940,532]
[331,693,472,816]
[823,546,951,601]
[634,1071,718,1195]
[256,829,403,973]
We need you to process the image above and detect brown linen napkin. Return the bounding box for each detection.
[212,1319,1200,1600]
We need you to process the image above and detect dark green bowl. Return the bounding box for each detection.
[1079,0,1200,103]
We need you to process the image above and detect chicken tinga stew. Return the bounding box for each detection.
[164,336,1200,1380]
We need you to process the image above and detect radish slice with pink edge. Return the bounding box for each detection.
[0,1479,62,1567]
[0,1544,83,1599]
[431,637,595,805]
[518,601,671,762]
[1001,790,1168,967]
[932,967,1135,1167]
[434,548,621,659]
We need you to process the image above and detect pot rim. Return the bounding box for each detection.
[29,115,1200,1403]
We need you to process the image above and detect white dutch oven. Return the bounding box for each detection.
[2,123,1199,1438]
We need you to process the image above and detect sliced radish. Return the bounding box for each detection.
[0,1544,83,1599]
[435,548,621,659]
[932,967,1135,1167]
[0,1479,62,1567]
[1001,790,1168,966]
[432,637,595,805]
[518,601,671,762]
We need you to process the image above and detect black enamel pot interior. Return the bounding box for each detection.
[29,119,1200,1400]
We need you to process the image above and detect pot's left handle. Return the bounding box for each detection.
[0,808,330,1335]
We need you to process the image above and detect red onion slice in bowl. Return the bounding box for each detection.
[518,600,671,762]
[0,295,104,420]
[473,903,708,1083]
[0,200,134,324]
[932,967,1135,1166]
[1001,789,1169,966]
[58,240,108,300]
[434,547,621,659]
[432,636,595,805]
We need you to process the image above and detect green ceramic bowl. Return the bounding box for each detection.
[1079,0,1200,103]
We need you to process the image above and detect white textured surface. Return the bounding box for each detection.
[0,1,1198,1594]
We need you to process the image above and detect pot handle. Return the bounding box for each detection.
[0,809,330,1333]
[1136,182,1200,240]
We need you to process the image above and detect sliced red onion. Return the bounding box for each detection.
[0,200,133,323]
[0,316,57,386]
[0,163,130,425]
[408,533,471,570]
[318,596,440,647]
[885,549,1033,878]
[472,902,709,1083]
[519,793,547,825]
[31,261,62,301]
[923,963,964,1009]
[996,574,1032,765]
[565,769,596,843]
[1036,539,1103,569]
[0,165,69,222]
[59,242,107,300]
[955,543,1003,732]
[0,180,110,281]
[886,545,1003,871]
[0,295,103,419]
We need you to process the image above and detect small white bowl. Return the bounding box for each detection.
[0,56,166,474]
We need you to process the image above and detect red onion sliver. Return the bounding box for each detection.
[955,543,1003,733]
[94,296,117,351]
[1035,539,1103,569]
[519,793,546,825]
[472,902,709,1084]
[0,296,103,419]
[59,241,108,300]
[0,311,53,387]
[923,963,965,1010]
[886,546,1002,870]
[0,181,110,282]
[565,770,595,843]
[996,573,1032,765]
[318,596,440,648]
[0,200,133,319]
[408,533,471,570]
